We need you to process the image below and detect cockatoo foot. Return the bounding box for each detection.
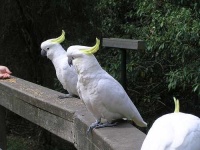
[95,122,118,129]
[87,121,118,134]
[87,120,101,134]
[58,94,73,99]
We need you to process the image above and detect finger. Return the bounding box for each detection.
[5,67,12,74]
[2,73,10,79]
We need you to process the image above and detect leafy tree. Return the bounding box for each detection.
[95,0,200,125]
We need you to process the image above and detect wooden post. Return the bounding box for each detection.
[120,49,127,91]
[102,38,145,91]
[0,105,6,150]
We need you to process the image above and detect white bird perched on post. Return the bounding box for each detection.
[41,30,78,98]
[66,38,147,133]
[141,97,200,150]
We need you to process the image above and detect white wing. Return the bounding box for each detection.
[89,71,146,127]
[53,54,78,96]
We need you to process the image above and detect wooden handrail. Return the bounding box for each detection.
[102,38,145,91]
[0,76,146,150]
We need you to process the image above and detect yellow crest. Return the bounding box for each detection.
[173,97,180,113]
[51,30,65,44]
[81,38,100,55]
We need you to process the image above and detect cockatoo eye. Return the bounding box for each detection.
[47,47,50,50]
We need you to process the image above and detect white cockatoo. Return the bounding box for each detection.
[41,30,78,98]
[141,97,200,150]
[66,38,147,132]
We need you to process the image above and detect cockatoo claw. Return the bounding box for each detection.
[86,120,102,134]
[86,126,93,134]
[95,122,118,129]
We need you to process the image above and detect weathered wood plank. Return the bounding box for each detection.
[74,113,146,150]
[0,76,146,150]
[0,88,74,142]
[0,77,85,121]
[102,38,145,50]
[0,77,85,143]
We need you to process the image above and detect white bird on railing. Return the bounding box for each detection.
[66,38,147,133]
[141,97,200,150]
[41,30,78,98]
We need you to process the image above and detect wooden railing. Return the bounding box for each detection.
[0,76,146,150]
[102,38,145,91]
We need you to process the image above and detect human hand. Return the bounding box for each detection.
[0,66,12,79]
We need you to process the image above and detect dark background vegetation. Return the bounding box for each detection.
[0,0,199,149]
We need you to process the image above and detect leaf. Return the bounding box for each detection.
[193,85,199,92]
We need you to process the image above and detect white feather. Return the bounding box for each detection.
[141,112,200,150]
[66,45,147,127]
[41,40,78,97]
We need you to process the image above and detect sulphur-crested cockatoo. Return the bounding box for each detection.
[66,38,147,132]
[141,97,200,150]
[41,30,78,98]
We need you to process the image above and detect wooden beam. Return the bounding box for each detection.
[0,76,146,150]
[102,38,145,50]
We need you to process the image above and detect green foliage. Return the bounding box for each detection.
[95,0,200,122]
[7,136,31,150]
[96,48,121,80]
[135,0,200,96]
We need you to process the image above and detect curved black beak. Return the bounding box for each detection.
[68,58,73,67]
[41,50,47,56]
